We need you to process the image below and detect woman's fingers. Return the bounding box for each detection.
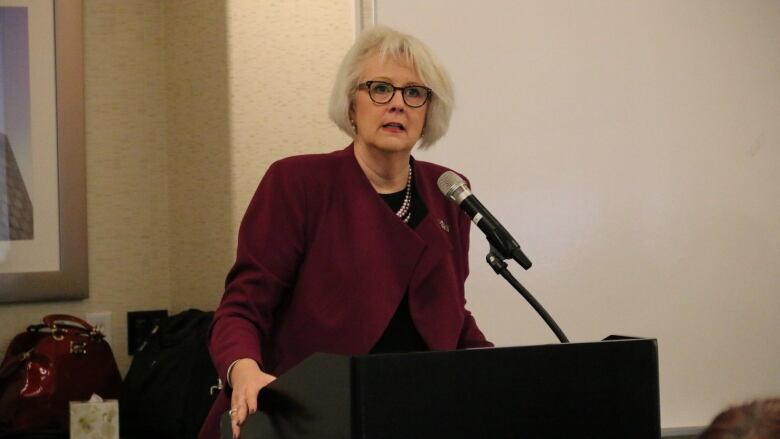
[230,403,241,438]
[246,385,259,414]
[230,390,249,438]
[230,410,240,438]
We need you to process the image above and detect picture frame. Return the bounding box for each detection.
[0,0,87,303]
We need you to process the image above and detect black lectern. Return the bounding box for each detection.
[221,337,660,439]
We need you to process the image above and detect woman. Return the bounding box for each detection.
[200,26,492,439]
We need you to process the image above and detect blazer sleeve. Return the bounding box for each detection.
[455,184,494,349]
[209,160,308,383]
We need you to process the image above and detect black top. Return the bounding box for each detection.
[369,178,429,354]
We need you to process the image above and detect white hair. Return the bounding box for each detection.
[328,26,454,149]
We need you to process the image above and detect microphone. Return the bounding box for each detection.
[437,171,532,269]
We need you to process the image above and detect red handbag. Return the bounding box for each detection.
[0,314,122,433]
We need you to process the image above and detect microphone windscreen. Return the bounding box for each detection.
[437,171,467,199]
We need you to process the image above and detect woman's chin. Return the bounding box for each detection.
[356,132,420,154]
[374,141,416,154]
[374,134,419,152]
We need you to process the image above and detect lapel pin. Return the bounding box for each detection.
[439,219,450,232]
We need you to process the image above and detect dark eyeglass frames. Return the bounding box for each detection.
[358,81,432,108]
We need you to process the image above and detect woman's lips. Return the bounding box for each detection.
[382,123,406,133]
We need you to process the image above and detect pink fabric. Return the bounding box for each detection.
[200,145,492,438]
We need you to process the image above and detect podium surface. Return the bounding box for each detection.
[222,338,660,439]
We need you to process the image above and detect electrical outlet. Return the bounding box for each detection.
[85,311,112,345]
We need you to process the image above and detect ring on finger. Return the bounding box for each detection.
[229,408,238,416]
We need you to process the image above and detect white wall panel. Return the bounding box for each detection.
[377,0,780,428]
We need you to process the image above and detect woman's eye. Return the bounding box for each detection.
[406,87,423,98]
[372,83,392,94]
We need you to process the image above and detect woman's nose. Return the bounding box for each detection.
[388,90,406,111]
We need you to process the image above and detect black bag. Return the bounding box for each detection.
[120,309,219,439]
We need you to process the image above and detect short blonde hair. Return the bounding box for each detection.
[329,26,454,149]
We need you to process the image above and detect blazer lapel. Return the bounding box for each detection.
[338,144,455,294]
[407,158,454,293]
[336,145,458,350]
[339,145,427,307]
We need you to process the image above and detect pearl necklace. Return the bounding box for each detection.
[396,165,413,223]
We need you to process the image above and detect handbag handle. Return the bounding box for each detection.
[42,314,95,332]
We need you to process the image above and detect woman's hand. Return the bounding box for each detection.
[229,358,276,438]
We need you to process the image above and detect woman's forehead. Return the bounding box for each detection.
[360,53,421,83]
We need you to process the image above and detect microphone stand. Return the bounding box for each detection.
[486,246,569,343]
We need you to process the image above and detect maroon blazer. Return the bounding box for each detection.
[200,145,492,438]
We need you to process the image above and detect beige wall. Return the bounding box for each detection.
[0,0,354,374]
[226,0,353,220]
[164,0,234,313]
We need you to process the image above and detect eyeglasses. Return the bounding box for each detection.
[358,81,432,108]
